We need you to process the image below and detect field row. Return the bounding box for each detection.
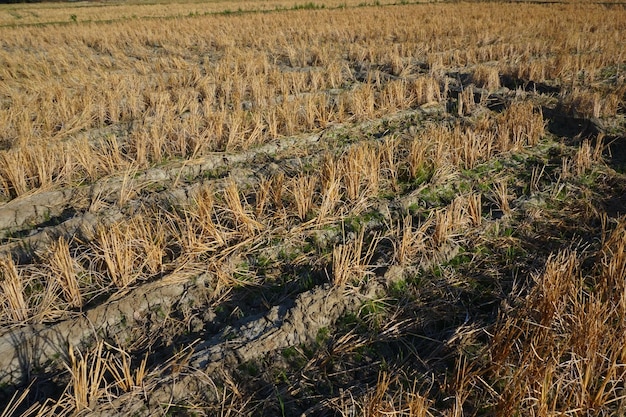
[1,3,624,201]
[2,0,623,27]
[1,1,625,416]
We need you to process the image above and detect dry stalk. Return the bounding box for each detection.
[118,165,140,207]
[66,341,108,412]
[291,174,317,221]
[558,158,572,183]
[364,371,393,416]
[211,259,258,292]
[0,149,30,198]
[394,215,431,265]
[332,229,379,287]
[449,357,472,417]
[593,133,605,162]
[457,85,476,116]
[455,127,494,170]
[497,102,544,151]
[379,136,399,191]
[269,172,285,211]
[106,343,149,392]
[93,135,129,176]
[363,145,381,198]
[350,83,376,119]
[574,137,604,177]
[223,179,264,236]
[0,382,34,417]
[411,76,441,105]
[486,250,626,414]
[341,143,380,204]
[562,88,622,119]
[130,213,169,276]
[407,137,429,181]
[94,222,139,288]
[425,125,453,170]
[530,165,545,193]
[318,177,342,225]
[73,138,100,183]
[380,79,411,112]
[432,210,451,248]
[86,212,168,284]
[493,181,511,216]
[192,185,227,247]
[0,256,29,323]
[598,218,626,303]
[47,237,83,309]
[472,65,501,91]
[467,192,482,227]
[407,394,432,417]
[255,176,273,218]
[432,197,466,247]
[318,157,343,224]
[176,210,222,260]
[332,238,352,286]
[342,146,365,202]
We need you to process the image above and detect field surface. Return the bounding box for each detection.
[1,0,626,415]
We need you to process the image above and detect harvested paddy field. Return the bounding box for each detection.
[1,0,626,415]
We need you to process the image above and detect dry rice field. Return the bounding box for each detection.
[1,0,626,415]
